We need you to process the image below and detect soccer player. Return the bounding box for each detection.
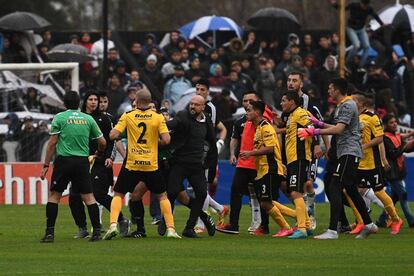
[299,78,377,239]
[240,101,295,238]
[352,92,403,234]
[103,89,181,239]
[40,91,106,242]
[68,91,130,239]
[286,71,327,229]
[279,91,313,239]
[217,91,264,234]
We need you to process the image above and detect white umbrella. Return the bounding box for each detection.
[370,2,414,31]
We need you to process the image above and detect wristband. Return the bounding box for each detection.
[314,128,321,136]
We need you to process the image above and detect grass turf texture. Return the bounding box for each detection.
[0,203,413,275]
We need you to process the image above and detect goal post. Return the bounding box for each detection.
[0,62,79,92]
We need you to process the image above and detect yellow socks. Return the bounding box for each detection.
[110,196,123,224]
[343,190,363,224]
[160,198,175,229]
[273,201,296,218]
[293,198,307,231]
[268,205,290,229]
[375,189,400,222]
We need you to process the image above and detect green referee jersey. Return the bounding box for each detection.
[50,109,103,157]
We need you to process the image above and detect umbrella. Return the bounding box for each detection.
[172,86,238,114]
[47,43,94,63]
[179,15,242,48]
[247,7,301,32]
[0,11,51,31]
[0,71,64,109]
[369,2,414,32]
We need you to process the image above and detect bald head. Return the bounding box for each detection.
[136,89,152,105]
[189,95,205,116]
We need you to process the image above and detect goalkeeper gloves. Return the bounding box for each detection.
[309,116,325,128]
[298,126,321,140]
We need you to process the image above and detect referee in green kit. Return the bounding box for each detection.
[40,91,107,243]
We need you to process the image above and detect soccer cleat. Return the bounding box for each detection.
[248,221,262,232]
[151,217,161,225]
[74,227,89,239]
[250,226,270,236]
[40,233,54,243]
[355,223,378,239]
[390,219,404,235]
[130,230,147,238]
[158,218,166,236]
[166,228,182,239]
[103,224,119,240]
[217,205,229,226]
[306,229,314,236]
[216,224,240,234]
[349,223,365,235]
[288,229,308,239]
[194,226,205,234]
[200,213,216,236]
[119,218,131,237]
[272,228,295,237]
[89,231,102,242]
[182,228,199,238]
[337,225,352,234]
[314,229,338,240]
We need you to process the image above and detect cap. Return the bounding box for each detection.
[24,115,33,122]
[116,59,126,67]
[174,64,184,71]
[147,54,157,63]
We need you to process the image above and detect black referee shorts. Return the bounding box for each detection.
[356,168,385,192]
[114,167,166,195]
[287,160,310,193]
[50,156,92,194]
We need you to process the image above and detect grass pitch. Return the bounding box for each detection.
[0,203,413,275]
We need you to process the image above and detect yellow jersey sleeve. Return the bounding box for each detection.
[297,111,311,127]
[261,124,277,148]
[371,115,384,138]
[158,115,169,134]
[114,112,127,134]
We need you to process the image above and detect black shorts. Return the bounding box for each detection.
[255,173,281,202]
[356,168,385,191]
[114,168,166,195]
[50,156,92,194]
[287,160,310,193]
[332,155,360,185]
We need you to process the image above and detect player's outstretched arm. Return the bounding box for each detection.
[109,129,121,141]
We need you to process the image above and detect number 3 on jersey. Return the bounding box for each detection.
[137,122,147,144]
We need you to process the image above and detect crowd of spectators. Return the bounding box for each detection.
[1,5,414,162]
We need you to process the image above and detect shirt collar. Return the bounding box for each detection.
[337,96,353,106]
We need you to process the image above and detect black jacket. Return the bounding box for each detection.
[167,110,218,168]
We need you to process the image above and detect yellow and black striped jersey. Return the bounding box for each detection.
[114,108,168,171]
[285,106,312,164]
[359,110,384,170]
[253,119,284,180]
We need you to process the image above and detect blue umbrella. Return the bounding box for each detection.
[179,15,242,48]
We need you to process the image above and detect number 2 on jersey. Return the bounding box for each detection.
[137,122,147,144]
